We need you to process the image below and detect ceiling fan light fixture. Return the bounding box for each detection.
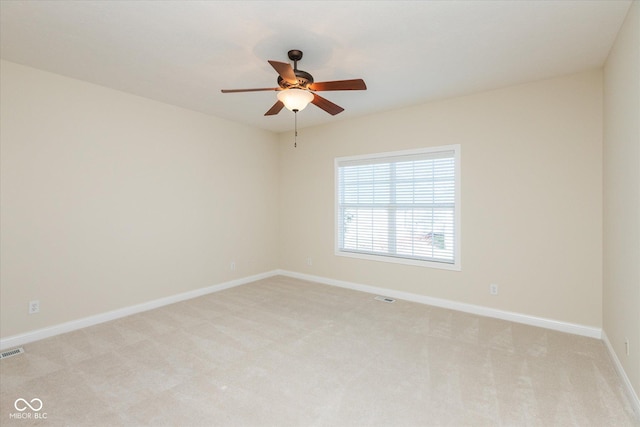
[277,88,314,112]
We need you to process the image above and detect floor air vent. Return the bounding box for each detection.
[374,296,396,303]
[0,347,25,360]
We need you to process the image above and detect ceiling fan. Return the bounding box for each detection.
[221,49,367,116]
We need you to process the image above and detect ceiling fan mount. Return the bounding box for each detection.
[221,49,367,116]
[287,49,304,63]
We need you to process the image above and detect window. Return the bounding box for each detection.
[335,145,460,270]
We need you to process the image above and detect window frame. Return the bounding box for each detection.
[334,145,461,271]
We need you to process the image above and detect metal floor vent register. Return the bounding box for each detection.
[374,296,396,303]
[0,347,25,360]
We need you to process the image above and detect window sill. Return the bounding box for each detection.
[335,250,461,271]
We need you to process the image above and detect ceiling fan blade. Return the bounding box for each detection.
[312,93,344,115]
[268,60,297,85]
[309,79,367,91]
[265,100,285,116]
[221,87,278,93]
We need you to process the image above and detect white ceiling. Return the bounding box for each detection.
[0,0,632,133]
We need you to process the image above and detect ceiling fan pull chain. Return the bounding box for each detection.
[294,110,298,148]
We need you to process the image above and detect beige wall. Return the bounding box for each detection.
[279,70,603,328]
[0,60,280,338]
[0,60,610,344]
[603,1,640,402]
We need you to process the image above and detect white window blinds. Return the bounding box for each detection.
[336,146,459,269]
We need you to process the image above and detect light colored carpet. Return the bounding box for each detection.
[1,275,638,426]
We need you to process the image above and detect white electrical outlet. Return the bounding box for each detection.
[489,284,499,296]
[230,261,236,271]
[29,300,40,314]
[306,257,313,266]
[625,338,630,356]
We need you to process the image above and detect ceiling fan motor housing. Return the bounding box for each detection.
[277,69,314,89]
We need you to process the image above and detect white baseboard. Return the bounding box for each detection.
[602,331,640,419]
[276,269,602,339]
[0,268,602,347]
[0,270,279,351]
